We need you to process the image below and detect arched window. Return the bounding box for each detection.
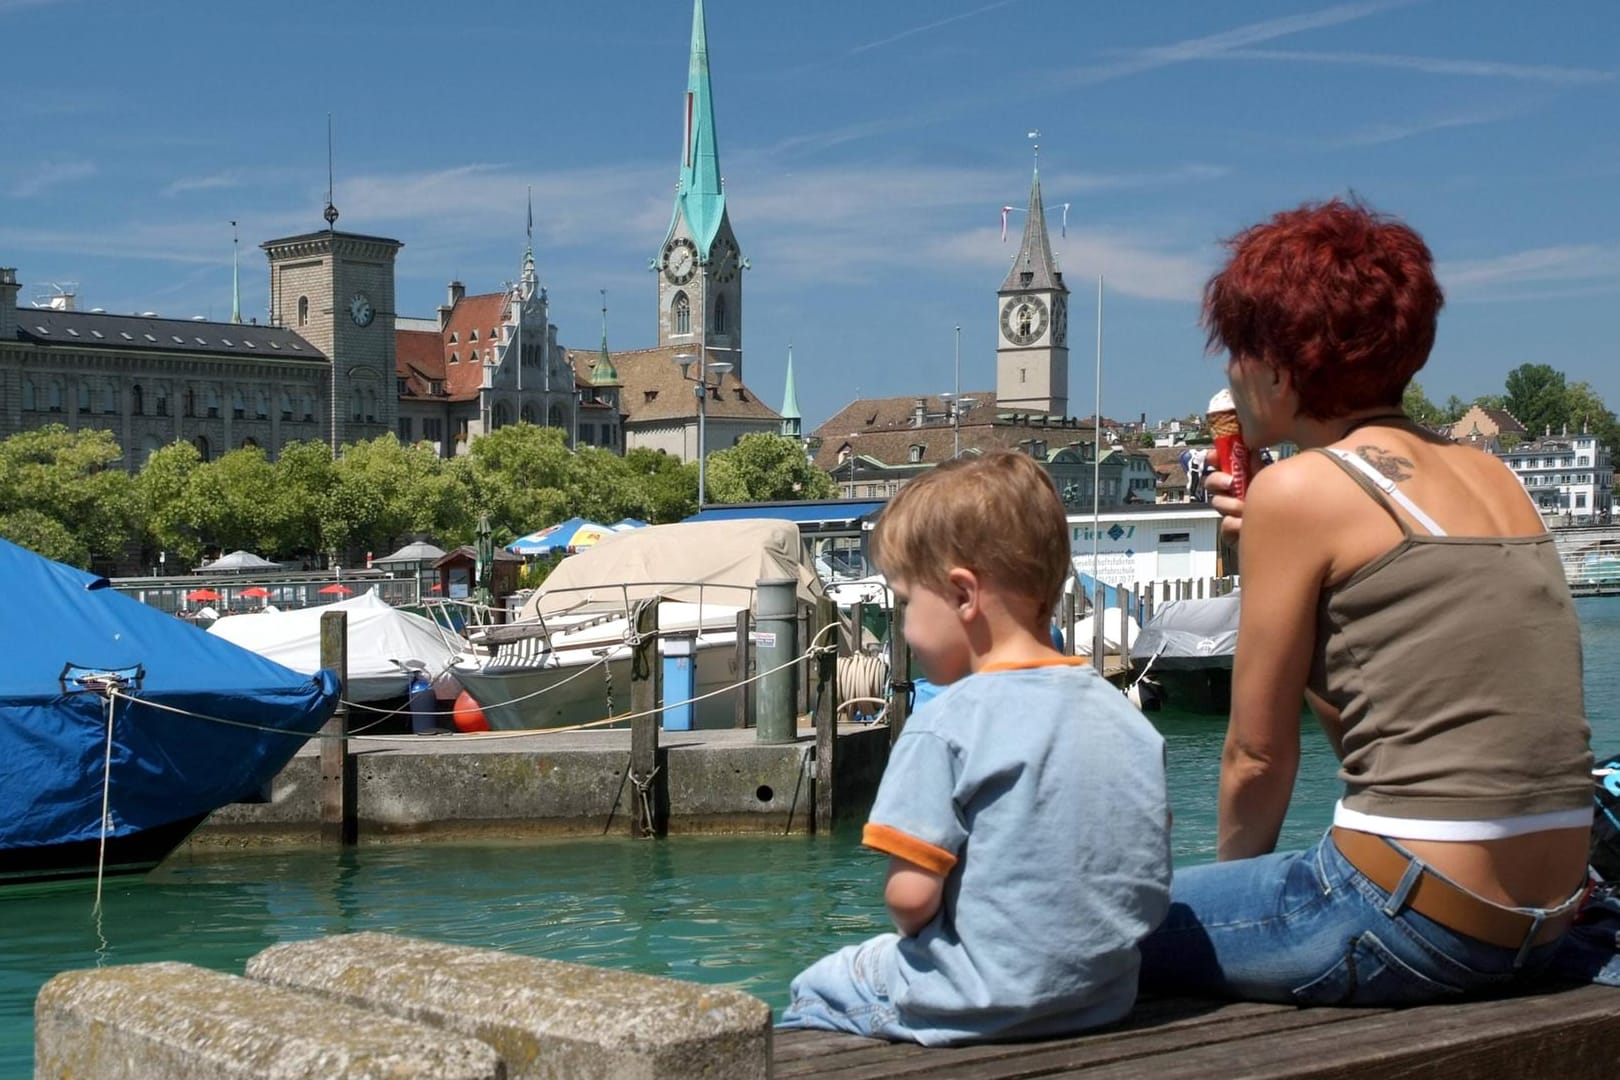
[352,391,363,422]
[205,388,220,417]
[712,294,728,336]
[46,381,63,412]
[672,292,691,335]
[141,434,163,465]
[77,382,92,413]
[549,403,566,428]
[363,388,377,423]
[232,389,245,419]
[303,394,315,421]
[154,383,170,416]
[281,391,294,421]
[194,435,211,461]
[182,386,196,417]
[297,296,309,326]
[521,402,538,425]
[492,402,512,429]
[20,378,34,411]
[256,390,269,419]
[131,384,144,416]
[240,436,258,450]
[101,380,118,414]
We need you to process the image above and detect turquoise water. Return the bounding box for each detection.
[5,599,1618,1072]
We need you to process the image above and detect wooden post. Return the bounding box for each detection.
[813,597,839,834]
[1092,583,1107,670]
[629,600,665,838]
[850,602,865,654]
[1197,577,1206,600]
[1062,590,1077,656]
[734,609,752,729]
[1119,585,1133,672]
[318,611,356,846]
[887,597,910,742]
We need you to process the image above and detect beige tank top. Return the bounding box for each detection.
[1305,448,1592,821]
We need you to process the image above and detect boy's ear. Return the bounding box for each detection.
[946,567,979,620]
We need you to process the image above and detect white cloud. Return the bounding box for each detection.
[1440,244,1620,298]
[1320,100,1533,147]
[9,160,96,198]
[1214,48,1615,85]
[847,0,1018,55]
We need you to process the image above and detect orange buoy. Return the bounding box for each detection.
[452,690,490,733]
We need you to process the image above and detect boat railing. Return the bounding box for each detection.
[468,580,761,658]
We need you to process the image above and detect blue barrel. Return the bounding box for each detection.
[409,670,437,735]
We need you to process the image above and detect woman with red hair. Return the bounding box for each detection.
[1139,199,1593,1005]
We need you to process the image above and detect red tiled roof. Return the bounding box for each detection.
[395,329,444,397]
[441,292,509,403]
[810,392,1097,470]
[563,343,781,425]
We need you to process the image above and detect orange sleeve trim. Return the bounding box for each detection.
[979,656,1090,673]
[862,823,958,875]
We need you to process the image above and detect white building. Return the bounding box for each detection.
[1068,504,1226,587]
[1497,431,1613,524]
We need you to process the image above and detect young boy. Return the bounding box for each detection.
[780,451,1172,1046]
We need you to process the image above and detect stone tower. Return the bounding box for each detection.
[995,161,1069,417]
[655,0,744,380]
[262,212,402,451]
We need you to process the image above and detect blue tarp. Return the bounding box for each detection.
[0,538,340,855]
[685,501,886,527]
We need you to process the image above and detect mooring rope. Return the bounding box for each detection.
[93,688,117,917]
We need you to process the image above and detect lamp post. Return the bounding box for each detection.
[672,348,735,510]
[941,392,977,459]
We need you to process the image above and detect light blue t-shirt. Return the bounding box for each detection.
[863,659,1171,1044]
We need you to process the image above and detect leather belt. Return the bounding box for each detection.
[1330,826,1579,951]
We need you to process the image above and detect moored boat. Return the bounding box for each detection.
[0,538,340,886]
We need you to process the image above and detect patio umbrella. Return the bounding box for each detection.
[507,517,614,557]
[186,588,220,603]
[318,583,353,596]
[239,586,272,599]
[610,518,648,531]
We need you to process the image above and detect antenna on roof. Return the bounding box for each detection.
[323,113,339,230]
[230,220,242,324]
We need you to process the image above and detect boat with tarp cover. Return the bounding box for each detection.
[0,538,340,886]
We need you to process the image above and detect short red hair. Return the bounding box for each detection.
[1203,198,1444,420]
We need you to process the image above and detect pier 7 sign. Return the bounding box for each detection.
[1066,508,1224,585]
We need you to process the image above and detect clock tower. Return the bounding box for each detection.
[995,162,1069,417]
[655,0,744,379]
[263,212,402,451]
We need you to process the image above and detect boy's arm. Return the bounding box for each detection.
[884,856,945,936]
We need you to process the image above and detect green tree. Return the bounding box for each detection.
[0,507,86,566]
[135,440,205,563]
[267,440,336,560]
[620,447,697,523]
[453,423,574,543]
[182,444,284,556]
[1504,363,1568,438]
[705,433,836,504]
[322,434,473,558]
[1442,395,1469,423]
[1402,381,1446,426]
[1564,381,1620,455]
[0,425,135,566]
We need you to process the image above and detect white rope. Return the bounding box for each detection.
[93,689,116,917]
[836,653,890,722]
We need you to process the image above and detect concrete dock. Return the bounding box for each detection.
[193,721,891,846]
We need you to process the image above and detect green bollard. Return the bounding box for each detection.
[754,578,798,744]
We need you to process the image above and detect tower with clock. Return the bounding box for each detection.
[995,162,1069,417]
[263,207,402,451]
[655,0,744,379]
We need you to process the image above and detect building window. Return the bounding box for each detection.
[449,352,459,364]
[423,418,443,442]
[78,382,92,414]
[297,296,309,326]
[131,384,144,416]
[154,385,169,416]
[194,435,211,461]
[713,294,728,335]
[399,417,414,441]
[182,387,196,417]
[304,394,316,422]
[282,392,294,421]
[397,378,409,396]
[470,329,478,341]
[101,381,118,414]
[233,390,245,419]
[908,444,923,463]
[47,381,63,412]
[20,379,34,411]
[206,389,220,418]
[256,391,269,419]
[673,292,691,335]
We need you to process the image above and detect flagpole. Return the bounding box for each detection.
[1092,275,1102,587]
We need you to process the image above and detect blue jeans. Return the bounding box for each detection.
[1139,830,1569,1006]
[779,934,910,1040]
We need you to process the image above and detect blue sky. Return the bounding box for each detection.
[2,0,1616,433]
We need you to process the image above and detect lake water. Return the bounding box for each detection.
[5,599,1618,1072]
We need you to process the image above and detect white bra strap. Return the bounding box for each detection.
[1327,449,1448,537]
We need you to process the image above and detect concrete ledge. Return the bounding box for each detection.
[247,932,772,1080]
[34,961,502,1079]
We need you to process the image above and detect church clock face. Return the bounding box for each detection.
[1001,294,1048,346]
[662,237,698,285]
[1051,296,1068,347]
[348,291,374,327]
[709,238,739,283]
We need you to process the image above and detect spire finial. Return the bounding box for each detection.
[600,288,609,348]
[230,220,242,324]
[1028,129,1041,169]
[526,185,534,252]
[323,114,339,229]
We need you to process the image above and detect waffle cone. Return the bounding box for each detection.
[1208,410,1241,437]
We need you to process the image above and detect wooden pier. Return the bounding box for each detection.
[773,983,1620,1078]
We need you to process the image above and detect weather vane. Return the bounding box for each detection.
[1028,128,1041,163]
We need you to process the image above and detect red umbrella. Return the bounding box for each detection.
[318,583,353,596]
[239,586,272,599]
[186,588,220,602]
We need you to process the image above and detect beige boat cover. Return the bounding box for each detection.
[520,518,828,618]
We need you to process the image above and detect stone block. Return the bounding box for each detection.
[34,961,502,1079]
[247,932,771,1079]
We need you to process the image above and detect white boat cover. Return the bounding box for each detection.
[1131,592,1240,670]
[208,590,463,700]
[521,518,827,619]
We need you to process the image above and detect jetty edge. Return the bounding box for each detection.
[35,931,1620,1078]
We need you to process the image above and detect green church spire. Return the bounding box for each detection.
[667,0,727,256]
[780,343,801,438]
[592,289,618,385]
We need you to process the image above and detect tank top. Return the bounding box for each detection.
[1305,448,1592,823]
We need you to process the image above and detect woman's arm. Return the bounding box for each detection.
[884,856,945,936]
[1218,459,1335,861]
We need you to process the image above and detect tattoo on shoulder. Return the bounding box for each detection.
[1354,444,1414,482]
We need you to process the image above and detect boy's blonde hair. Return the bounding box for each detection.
[871,451,1071,623]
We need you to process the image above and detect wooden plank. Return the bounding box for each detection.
[735,609,752,729]
[628,599,664,838]
[773,1029,889,1063]
[1065,984,1620,1080]
[888,597,910,741]
[318,610,355,846]
[813,597,838,833]
[772,1000,1313,1079]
